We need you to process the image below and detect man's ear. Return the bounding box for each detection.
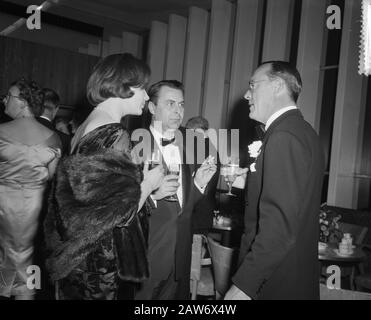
[273,78,285,96]
[54,105,60,119]
[148,101,156,115]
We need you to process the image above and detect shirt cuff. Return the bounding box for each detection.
[194,179,206,194]
[232,175,246,189]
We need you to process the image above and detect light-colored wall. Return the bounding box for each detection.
[164,14,187,81]
[182,7,209,124]
[202,0,233,130]
[147,21,168,85]
[327,0,370,209]
[261,0,295,61]
[228,0,264,120]
[296,0,327,133]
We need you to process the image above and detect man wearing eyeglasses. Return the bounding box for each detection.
[133,80,217,300]
[225,61,325,300]
[36,88,70,155]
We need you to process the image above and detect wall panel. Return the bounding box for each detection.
[203,0,233,130]
[164,14,187,81]
[327,0,369,208]
[122,31,142,58]
[147,21,168,85]
[182,7,209,124]
[261,0,295,61]
[0,36,98,109]
[296,0,327,131]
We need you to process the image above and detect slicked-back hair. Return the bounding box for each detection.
[87,53,150,106]
[10,77,45,117]
[148,80,184,105]
[42,88,60,111]
[263,61,302,103]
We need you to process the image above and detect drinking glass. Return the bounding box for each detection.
[147,149,161,170]
[221,164,238,196]
[164,163,180,202]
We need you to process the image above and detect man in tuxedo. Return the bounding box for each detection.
[37,88,70,155]
[134,80,216,300]
[225,61,325,300]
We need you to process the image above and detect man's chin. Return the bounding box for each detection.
[249,112,256,121]
[169,122,181,130]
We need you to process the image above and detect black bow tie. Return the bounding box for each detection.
[160,137,175,147]
[255,125,265,140]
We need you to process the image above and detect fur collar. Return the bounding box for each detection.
[44,150,143,281]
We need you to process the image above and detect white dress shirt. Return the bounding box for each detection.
[149,126,205,208]
[265,105,297,131]
[39,115,52,122]
[150,126,183,207]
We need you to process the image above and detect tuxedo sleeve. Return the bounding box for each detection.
[232,131,310,299]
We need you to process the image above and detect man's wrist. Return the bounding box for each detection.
[194,178,206,193]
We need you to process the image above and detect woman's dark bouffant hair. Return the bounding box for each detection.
[86,53,151,106]
[10,77,45,116]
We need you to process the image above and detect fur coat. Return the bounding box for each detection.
[44,149,149,282]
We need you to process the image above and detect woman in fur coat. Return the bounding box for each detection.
[44,53,164,300]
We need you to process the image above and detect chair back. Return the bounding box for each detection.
[320,284,371,300]
[338,222,368,245]
[207,235,237,298]
[190,234,211,280]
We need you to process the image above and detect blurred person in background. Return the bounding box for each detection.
[37,88,70,155]
[0,78,61,300]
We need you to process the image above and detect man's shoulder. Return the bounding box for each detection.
[272,111,316,137]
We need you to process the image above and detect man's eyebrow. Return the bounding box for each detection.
[165,99,184,103]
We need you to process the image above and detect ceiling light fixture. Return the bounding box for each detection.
[0,0,61,36]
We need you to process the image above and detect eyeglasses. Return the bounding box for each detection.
[248,79,270,90]
[3,93,25,102]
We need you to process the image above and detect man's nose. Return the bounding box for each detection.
[175,103,183,113]
[144,90,149,101]
[244,89,251,100]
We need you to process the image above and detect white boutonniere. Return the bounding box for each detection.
[248,140,262,172]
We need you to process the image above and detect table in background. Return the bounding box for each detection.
[319,243,367,290]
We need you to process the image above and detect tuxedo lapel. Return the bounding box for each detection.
[36,117,54,130]
[176,128,192,210]
[180,163,191,209]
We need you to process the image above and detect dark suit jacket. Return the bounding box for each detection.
[232,109,325,300]
[36,117,71,155]
[132,126,206,299]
